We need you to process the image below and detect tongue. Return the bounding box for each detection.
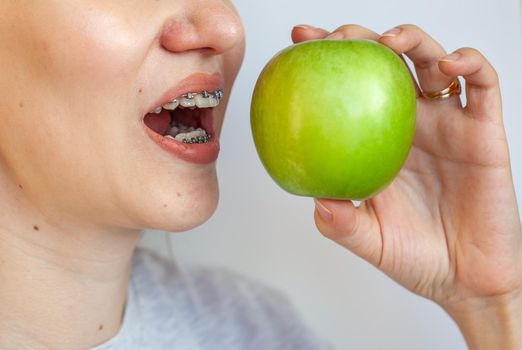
[144,110,170,135]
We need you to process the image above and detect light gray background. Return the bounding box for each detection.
[141,1,522,349]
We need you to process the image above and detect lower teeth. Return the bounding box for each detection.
[164,121,210,144]
[181,135,211,144]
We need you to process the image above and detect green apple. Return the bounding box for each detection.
[250,39,416,200]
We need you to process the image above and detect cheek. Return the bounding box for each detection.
[0,2,154,220]
[1,1,158,111]
[39,8,146,94]
[0,2,149,156]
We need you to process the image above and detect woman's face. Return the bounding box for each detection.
[0,0,245,232]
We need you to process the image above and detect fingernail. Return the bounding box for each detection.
[325,32,343,40]
[381,27,401,37]
[440,52,461,62]
[294,24,316,30]
[314,199,333,223]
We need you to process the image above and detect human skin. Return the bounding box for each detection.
[0,1,520,349]
[0,0,244,349]
[297,24,522,349]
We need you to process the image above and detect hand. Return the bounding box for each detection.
[292,24,522,348]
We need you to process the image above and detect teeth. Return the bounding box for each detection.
[180,94,196,108]
[181,135,211,144]
[167,126,179,135]
[173,128,210,143]
[208,95,219,108]
[166,121,192,137]
[195,94,214,108]
[162,99,179,110]
[195,91,212,108]
[172,121,190,129]
[174,134,185,142]
[156,90,223,112]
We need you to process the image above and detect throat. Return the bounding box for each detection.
[0,220,139,350]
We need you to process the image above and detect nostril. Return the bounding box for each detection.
[159,20,197,53]
[159,5,244,55]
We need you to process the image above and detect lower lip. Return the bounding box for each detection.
[143,109,220,165]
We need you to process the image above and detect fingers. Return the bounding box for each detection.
[291,25,329,44]
[291,24,380,44]
[379,25,458,102]
[438,48,502,122]
[327,24,380,41]
[314,199,383,267]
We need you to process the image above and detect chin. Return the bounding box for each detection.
[164,188,219,232]
[126,169,220,233]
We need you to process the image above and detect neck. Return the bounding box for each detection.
[0,179,141,349]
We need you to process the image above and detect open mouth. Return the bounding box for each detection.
[143,90,223,144]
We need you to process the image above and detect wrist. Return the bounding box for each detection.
[444,291,522,350]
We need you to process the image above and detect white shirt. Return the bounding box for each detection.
[91,248,329,350]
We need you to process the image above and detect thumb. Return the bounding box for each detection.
[314,199,383,267]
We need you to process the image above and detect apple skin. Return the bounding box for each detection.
[250,39,416,200]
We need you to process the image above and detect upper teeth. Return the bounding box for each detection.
[152,90,223,113]
[162,100,179,110]
[180,94,196,108]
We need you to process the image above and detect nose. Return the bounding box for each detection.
[159,1,244,55]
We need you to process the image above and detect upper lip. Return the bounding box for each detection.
[147,72,225,113]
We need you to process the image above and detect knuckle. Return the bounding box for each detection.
[458,47,499,82]
[397,24,427,48]
[491,67,500,83]
[390,25,424,52]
